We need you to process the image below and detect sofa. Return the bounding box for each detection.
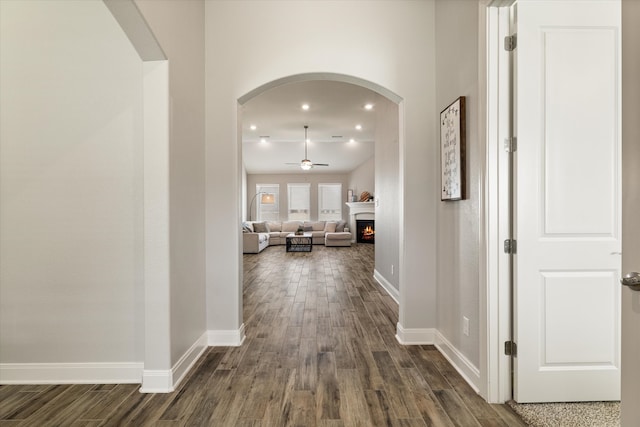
[242,220,351,253]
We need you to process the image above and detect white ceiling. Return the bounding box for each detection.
[242,80,378,174]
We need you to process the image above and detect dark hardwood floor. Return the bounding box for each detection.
[0,244,527,426]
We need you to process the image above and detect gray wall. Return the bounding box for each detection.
[246,173,350,222]
[0,0,207,375]
[374,96,400,291]
[348,156,375,200]
[621,0,640,424]
[435,0,481,367]
[0,0,144,364]
[136,0,207,367]
[205,0,438,335]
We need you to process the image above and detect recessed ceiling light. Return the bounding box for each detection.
[349,138,356,143]
[250,124,257,131]
[355,124,362,130]
[301,104,310,111]
[260,138,267,144]
[364,104,374,110]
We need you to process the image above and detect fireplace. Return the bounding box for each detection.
[356,220,375,244]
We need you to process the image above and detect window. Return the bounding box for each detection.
[256,184,279,221]
[287,183,310,221]
[318,183,342,221]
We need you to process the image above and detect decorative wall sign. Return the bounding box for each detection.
[440,96,466,201]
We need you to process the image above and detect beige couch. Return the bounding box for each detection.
[242,220,350,253]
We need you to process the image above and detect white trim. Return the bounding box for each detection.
[140,332,209,393]
[478,0,492,403]
[170,332,209,391]
[103,0,167,61]
[373,269,399,304]
[435,331,482,393]
[393,326,482,396]
[397,100,407,348]
[0,362,143,385]
[395,323,436,345]
[143,60,172,378]
[480,1,514,404]
[208,323,246,347]
[140,369,173,393]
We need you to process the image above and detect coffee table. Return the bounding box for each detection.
[286,233,312,252]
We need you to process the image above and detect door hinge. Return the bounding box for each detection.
[505,340,518,356]
[504,137,517,153]
[504,239,517,254]
[504,34,517,51]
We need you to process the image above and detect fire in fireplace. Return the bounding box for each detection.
[356,220,375,244]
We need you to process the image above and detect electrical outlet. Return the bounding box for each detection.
[391,264,394,275]
[463,317,470,336]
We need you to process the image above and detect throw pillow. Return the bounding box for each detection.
[336,220,347,232]
[324,222,337,233]
[242,221,254,233]
[253,222,270,233]
[303,224,313,232]
[282,221,301,232]
[267,221,282,232]
[310,221,326,231]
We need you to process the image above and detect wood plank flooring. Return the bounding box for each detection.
[0,244,527,426]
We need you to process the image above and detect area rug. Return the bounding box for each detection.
[507,401,620,427]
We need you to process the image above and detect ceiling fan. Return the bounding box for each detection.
[285,125,329,170]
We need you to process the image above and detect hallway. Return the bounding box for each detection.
[0,245,526,426]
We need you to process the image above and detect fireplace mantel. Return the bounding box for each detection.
[345,202,375,215]
[346,202,375,243]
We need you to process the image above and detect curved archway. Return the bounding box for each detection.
[237,71,405,335]
[238,72,403,106]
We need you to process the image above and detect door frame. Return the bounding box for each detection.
[479,0,515,404]
[481,0,624,404]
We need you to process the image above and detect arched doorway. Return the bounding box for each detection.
[237,72,403,338]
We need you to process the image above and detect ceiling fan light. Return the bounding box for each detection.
[300,159,313,170]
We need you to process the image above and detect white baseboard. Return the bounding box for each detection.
[395,323,436,345]
[373,269,399,304]
[208,323,246,346]
[140,369,173,393]
[0,362,142,385]
[435,330,481,393]
[394,324,481,394]
[171,332,208,390]
[1,327,238,389]
[140,331,209,393]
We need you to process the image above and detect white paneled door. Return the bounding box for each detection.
[514,0,622,402]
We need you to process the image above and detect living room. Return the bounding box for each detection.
[241,79,400,299]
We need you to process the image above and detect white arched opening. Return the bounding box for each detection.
[236,72,405,339]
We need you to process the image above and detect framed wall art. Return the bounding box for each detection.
[440,96,466,201]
